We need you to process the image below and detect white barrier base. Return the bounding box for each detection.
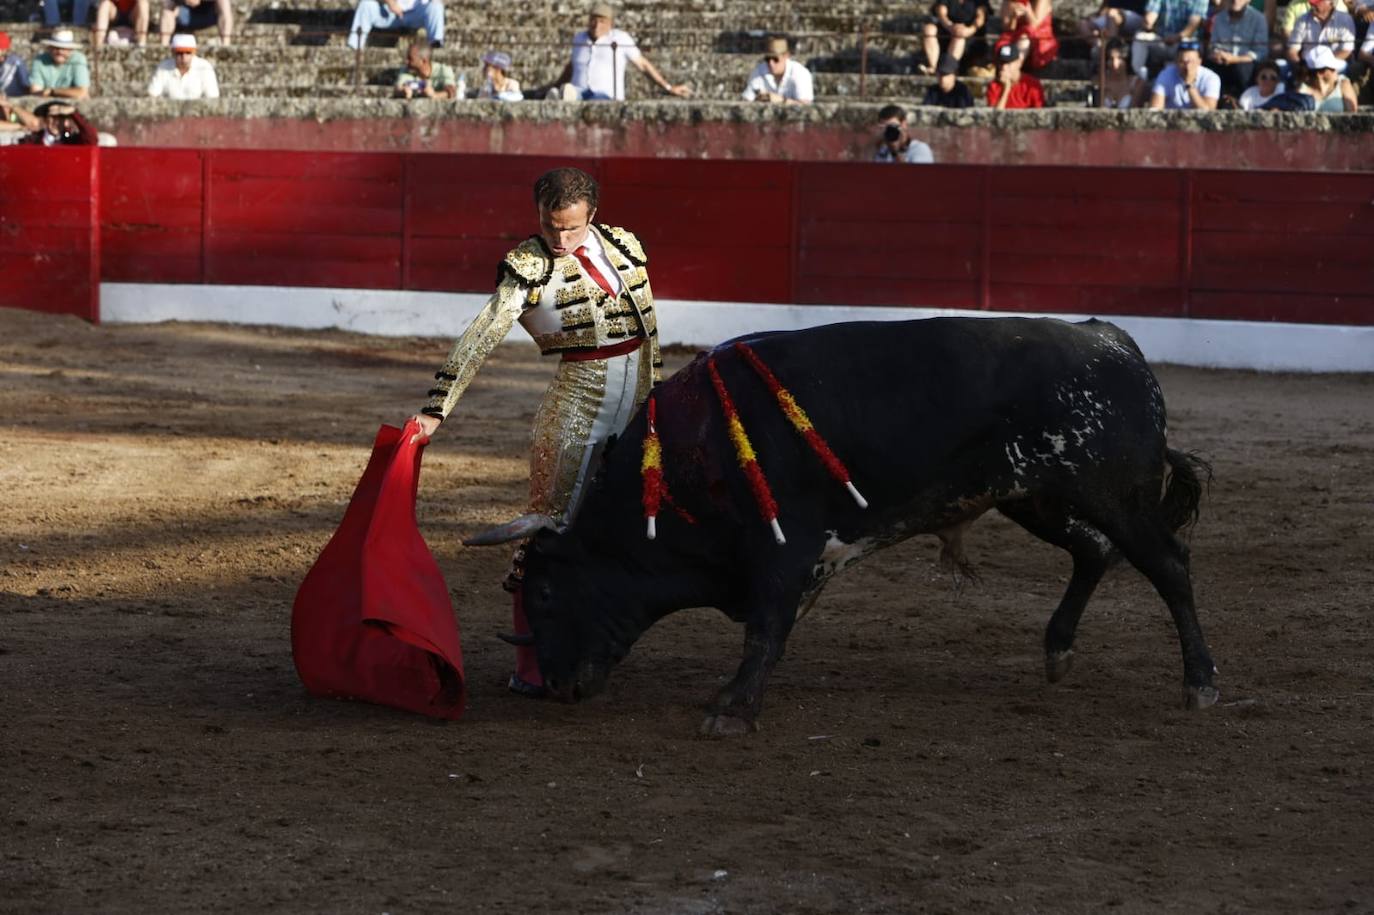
[100,283,1374,374]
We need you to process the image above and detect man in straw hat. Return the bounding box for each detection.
[148,33,219,98]
[404,167,664,698]
[553,3,690,100]
[29,29,90,100]
[741,35,814,103]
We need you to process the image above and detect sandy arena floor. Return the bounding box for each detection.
[1,307,1371,914]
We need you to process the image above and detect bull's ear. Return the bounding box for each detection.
[463,513,558,546]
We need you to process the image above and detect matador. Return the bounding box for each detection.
[408,167,662,696]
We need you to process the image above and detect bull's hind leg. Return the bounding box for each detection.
[998,498,1115,683]
[1084,511,1218,709]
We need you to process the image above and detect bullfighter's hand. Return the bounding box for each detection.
[408,413,441,444]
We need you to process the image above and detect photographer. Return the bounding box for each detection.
[5,100,99,145]
[393,42,458,99]
[873,104,934,164]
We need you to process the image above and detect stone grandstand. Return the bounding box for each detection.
[0,0,1105,105]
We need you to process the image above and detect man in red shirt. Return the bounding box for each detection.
[986,42,1046,108]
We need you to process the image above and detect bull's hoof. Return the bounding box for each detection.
[1045,649,1075,684]
[1184,684,1220,710]
[699,713,756,738]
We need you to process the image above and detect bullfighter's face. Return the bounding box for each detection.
[538,199,595,257]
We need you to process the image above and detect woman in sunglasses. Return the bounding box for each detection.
[1238,59,1285,109]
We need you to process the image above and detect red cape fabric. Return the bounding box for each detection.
[291,422,465,719]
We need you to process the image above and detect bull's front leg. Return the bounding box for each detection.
[701,597,799,738]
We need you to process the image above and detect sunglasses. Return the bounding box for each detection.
[1257,72,1279,79]
[764,55,783,62]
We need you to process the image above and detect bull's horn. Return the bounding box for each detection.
[463,513,557,546]
[497,632,536,647]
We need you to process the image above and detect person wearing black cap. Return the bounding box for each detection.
[6,99,99,145]
[987,42,1045,108]
[922,52,975,107]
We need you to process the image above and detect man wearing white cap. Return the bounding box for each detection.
[148,33,219,99]
[28,29,89,100]
[554,4,690,100]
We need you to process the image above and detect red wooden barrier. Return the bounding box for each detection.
[7,148,1374,326]
[0,146,100,321]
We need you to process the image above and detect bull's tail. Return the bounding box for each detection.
[1160,449,1213,533]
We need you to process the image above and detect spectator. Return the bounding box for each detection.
[553,4,690,100]
[346,0,441,50]
[394,42,457,99]
[922,51,976,106]
[920,0,988,75]
[478,50,522,100]
[1209,0,1269,98]
[1095,36,1145,106]
[741,36,813,104]
[95,0,149,46]
[147,33,218,98]
[993,0,1059,69]
[1239,58,1288,106]
[1298,42,1359,105]
[1149,38,1221,107]
[6,99,99,144]
[29,29,90,100]
[1132,0,1207,79]
[44,0,92,27]
[873,104,934,163]
[160,0,232,46]
[1080,0,1148,49]
[987,42,1046,106]
[1287,0,1356,62]
[0,32,30,97]
[1359,12,1374,82]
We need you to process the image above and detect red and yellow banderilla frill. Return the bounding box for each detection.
[733,342,868,509]
[708,356,786,544]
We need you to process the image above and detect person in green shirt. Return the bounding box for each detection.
[393,43,458,99]
[29,29,90,100]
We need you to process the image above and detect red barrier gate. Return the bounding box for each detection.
[4,147,1373,326]
[0,146,100,321]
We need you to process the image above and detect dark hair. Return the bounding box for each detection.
[533,167,599,212]
[877,104,907,121]
[1254,58,1281,78]
[1105,37,1127,57]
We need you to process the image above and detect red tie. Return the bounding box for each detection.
[573,245,618,298]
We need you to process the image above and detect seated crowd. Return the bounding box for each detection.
[2,0,1368,140]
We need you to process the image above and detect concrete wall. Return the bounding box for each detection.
[79,98,1374,171]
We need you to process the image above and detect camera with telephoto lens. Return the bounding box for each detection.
[882,123,902,143]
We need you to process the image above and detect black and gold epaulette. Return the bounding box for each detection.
[599,224,647,266]
[496,235,555,288]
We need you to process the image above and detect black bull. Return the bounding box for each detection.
[473,317,1217,736]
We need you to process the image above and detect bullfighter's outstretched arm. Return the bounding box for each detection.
[419,273,531,423]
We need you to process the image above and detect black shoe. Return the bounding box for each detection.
[507,674,546,699]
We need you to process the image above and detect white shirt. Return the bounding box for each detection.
[741,58,814,102]
[570,28,641,100]
[1239,84,1283,109]
[576,230,622,296]
[147,56,219,100]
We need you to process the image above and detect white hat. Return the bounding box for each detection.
[43,28,81,50]
[170,33,197,52]
[1304,44,1346,73]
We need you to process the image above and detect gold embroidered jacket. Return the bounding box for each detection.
[421,224,663,421]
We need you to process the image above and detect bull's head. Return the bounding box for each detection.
[466,514,647,704]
